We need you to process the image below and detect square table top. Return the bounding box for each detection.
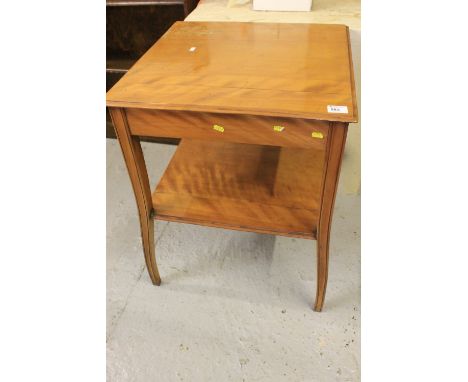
[106,21,357,122]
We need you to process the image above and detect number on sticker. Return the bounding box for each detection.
[327,105,348,114]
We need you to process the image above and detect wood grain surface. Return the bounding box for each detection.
[106,21,357,122]
[152,139,326,238]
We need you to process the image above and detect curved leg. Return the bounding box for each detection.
[313,123,348,311]
[109,107,161,285]
[140,214,161,285]
[314,235,330,312]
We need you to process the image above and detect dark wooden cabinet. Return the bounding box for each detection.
[106,0,198,140]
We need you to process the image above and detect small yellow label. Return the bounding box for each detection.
[213,124,224,133]
[273,125,285,132]
[311,131,324,139]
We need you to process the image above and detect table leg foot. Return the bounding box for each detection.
[313,238,329,312]
[141,217,161,286]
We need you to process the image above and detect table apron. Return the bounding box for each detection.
[125,108,329,149]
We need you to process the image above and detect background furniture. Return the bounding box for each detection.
[107,21,357,311]
[106,0,199,140]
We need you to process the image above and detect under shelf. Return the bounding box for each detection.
[152,139,325,239]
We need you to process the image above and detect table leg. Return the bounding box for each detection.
[109,107,161,285]
[314,123,348,311]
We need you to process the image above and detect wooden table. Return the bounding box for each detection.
[107,21,357,311]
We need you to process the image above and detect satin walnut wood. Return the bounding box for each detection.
[107,21,358,311]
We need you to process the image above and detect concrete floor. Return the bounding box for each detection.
[107,139,360,382]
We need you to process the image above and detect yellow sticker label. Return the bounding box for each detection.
[213,124,224,133]
[311,131,324,139]
[273,125,285,132]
